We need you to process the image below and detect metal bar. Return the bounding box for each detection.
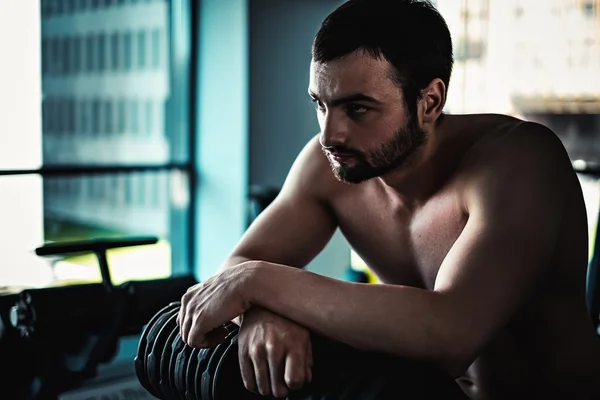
[35,236,159,256]
[0,163,192,177]
[95,250,114,292]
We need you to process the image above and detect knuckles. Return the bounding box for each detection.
[247,343,265,359]
[264,340,284,357]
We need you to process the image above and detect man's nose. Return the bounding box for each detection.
[319,114,348,148]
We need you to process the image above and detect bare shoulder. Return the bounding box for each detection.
[281,133,352,202]
[459,117,573,188]
[452,116,578,218]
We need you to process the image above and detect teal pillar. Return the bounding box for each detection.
[195,0,249,281]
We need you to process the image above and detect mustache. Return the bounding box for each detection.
[322,145,362,157]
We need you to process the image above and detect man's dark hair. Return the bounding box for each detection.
[312,0,453,117]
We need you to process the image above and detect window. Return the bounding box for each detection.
[117,98,127,134]
[105,100,114,134]
[151,28,161,68]
[92,98,101,135]
[52,37,61,74]
[55,0,64,15]
[67,99,76,134]
[137,30,147,69]
[124,31,132,70]
[86,34,95,72]
[0,0,193,289]
[63,37,71,74]
[97,33,106,72]
[111,32,120,70]
[130,99,139,135]
[144,100,153,136]
[80,99,90,135]
[73,37,81,73]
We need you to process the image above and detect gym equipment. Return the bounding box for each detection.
[2,237,197,400]
[135,303,469,400]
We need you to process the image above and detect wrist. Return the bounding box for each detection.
[240,260,267,307]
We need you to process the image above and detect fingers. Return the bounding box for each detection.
[250,349,271,397]
[239,351,257,394]
[178,284,196,328]
[181,311,194,345]
[177,297,186,332]
[266,343,288,398]
[284,349,307,392]
[178,290,192,343]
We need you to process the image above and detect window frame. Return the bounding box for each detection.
[0,0,197,279]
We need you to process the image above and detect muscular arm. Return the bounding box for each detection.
[244,122,573,376]
[217,135,338,273]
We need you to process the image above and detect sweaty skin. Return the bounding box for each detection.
[218,53,600,399]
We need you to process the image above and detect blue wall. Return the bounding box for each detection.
[195,0,351,280]
[248,0,350,279]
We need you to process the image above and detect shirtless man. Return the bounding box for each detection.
[177,0,600,398]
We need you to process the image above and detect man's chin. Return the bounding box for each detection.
[332,167,375,184]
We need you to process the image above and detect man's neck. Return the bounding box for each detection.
[376,114,464,206]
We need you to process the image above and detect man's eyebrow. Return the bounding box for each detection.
[308,91,382,107]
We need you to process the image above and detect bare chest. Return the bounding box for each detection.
[335,189,467,289]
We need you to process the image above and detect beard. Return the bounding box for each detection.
[323,116,428,184]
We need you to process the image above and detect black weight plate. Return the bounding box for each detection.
[202,324,240,400]
[194,348,211,399]
[135,302,180,395]
[201,339,230,400]
[169,332,186,400]
[135,302,178,392]
[147,307,181,398]
[185,348,200,399]
[175,344,194,400]
[160,322,181,399]
[143,302,181,377]
[145,302,181,361]
[212,335,262,400]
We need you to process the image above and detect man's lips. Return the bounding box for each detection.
[329,152,355,162]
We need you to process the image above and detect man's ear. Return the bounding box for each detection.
[419,78,446,124]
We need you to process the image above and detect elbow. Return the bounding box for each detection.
[433,324,480,378]
[431,295,482,378]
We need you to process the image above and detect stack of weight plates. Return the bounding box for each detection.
[134,302,262,400]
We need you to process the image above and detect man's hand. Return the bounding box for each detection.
[178,264,254,348]
[239,307,313,398]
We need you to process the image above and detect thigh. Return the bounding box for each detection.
[290,334,470,400]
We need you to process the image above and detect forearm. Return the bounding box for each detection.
[247,262,465,371]
[217,255,253,274]
[217,256,302,326]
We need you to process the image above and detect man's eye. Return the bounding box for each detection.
[312,99,325,111]
[347,104,368,115]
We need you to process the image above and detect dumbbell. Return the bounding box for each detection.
[135,303,469,400]
[134,302,257,400]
